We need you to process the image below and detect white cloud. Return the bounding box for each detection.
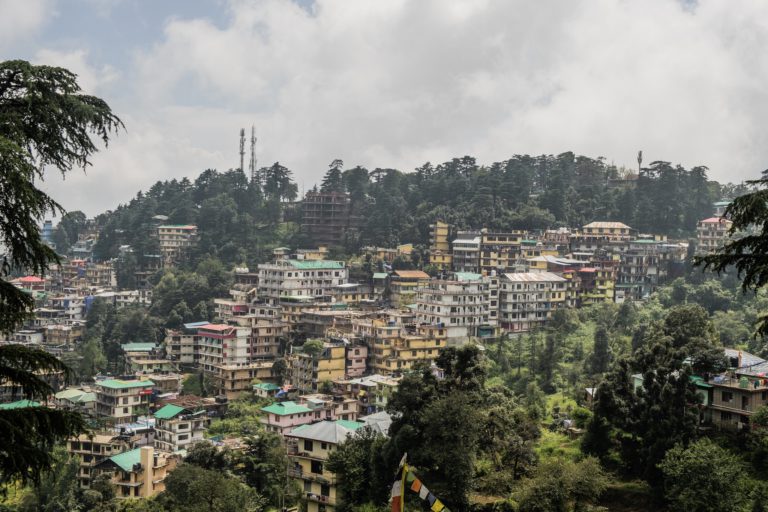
[33,48,118,94]
[0,0,54,50]
[36,0,768,214]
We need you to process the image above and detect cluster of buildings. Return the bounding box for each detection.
[0,199,739,510]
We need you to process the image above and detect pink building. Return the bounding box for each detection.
[260,401,314,435]
[346,345,367,378]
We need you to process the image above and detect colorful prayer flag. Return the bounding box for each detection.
[406,470,416,484]
[427,492,437,506]
[410,478,422,493]
[391,481,402,512]
[431,499,445,512]
[419,484,430,500]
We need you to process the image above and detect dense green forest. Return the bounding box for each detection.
[79,154,749,273]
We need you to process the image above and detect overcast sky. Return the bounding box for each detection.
[3,0,767,217]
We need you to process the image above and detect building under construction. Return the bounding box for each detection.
[301,191,358,248]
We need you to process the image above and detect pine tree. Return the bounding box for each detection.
[0,60,120,485]
[589,327,611,374]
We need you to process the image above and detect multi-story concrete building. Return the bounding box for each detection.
[499,272,567,332]
[261,400,314,435]
[389,270,430,307]
[210,361,275,400]
[257,259,348,305]
[451,232,481,273]
[164,321,206,366]
[67,433,133,489]
[697,217,733,255]
[706,350,768,431]
[94,379,155,424]
[581,221,633,242]
[153,403,209,453]
[95,446,179,499]
[415,274,499,344]
[479,229,525,274]
[301,191,357,248]
[286,420,363,512]
[157,224,198,265]
[428,221,453,270]
[44,322,84,349]
[291,341,347,393]
[198,324,252,372]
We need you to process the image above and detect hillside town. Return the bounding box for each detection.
[0,195,747,510]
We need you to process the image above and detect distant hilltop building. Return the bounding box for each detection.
[157,224,198,266]
[301,191,360,248]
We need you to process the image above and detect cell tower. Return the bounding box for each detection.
[249,125,258,184]
[239,128,245,173]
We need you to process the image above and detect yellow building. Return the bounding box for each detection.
[95,446,179,499]
[287,420,364,512]
[292,342,347,393]
[359,320,446,375]
[389,270,431,307]
[209,361,275,400]
[67,433,132,489]
[429,221,453,270]
[479,230,526,274]
[581,221,633,242]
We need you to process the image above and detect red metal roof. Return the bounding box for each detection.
[18,276,44,283]
[198,324,232,332]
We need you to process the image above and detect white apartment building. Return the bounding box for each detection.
[257,259,348,305]
[198,324,252,373]
[697,217,733,255]
[157,225,197,265]
[451,232,481,273]
[153,404,209,453]
[499,272,567,332]
[415,275,499,344]
[94,379,155,423]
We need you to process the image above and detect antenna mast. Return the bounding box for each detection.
[239,128,245,173]
[249,125,258,184]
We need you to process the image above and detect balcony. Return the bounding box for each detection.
[288,468,337,485]
[305,493,335,505]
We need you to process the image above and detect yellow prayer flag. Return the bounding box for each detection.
[431,498,445,512]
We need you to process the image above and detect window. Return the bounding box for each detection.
[321,442,327,449]
[721,411,733,421]
[722,391,734,403]
[304,440,313,452]
[311,460,323,474]
[178,434,188,441]
[320,484,330,497]
[304,481,312,492]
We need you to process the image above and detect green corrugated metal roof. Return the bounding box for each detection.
[253,383,281,391]
[287,260,344,270]
[335,420,364,430]
[0,400,40,410]
[121,343,157,352]
[97,379,154,390]
[372,272,388,279]
[455,272,482,281]
[55,388,86,400]
[154,404,186,420]
[261,401,311,415]
[73,392,96,403]
[108,448,141,472]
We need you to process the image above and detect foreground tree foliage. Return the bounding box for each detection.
[157,464,267,512]
[583,305,724,486]
[0,59,122,331]
[697,174,768,336]
[0,59,120,486]
[659,438,749,512]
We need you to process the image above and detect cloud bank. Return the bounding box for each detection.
[14,0,768,215]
